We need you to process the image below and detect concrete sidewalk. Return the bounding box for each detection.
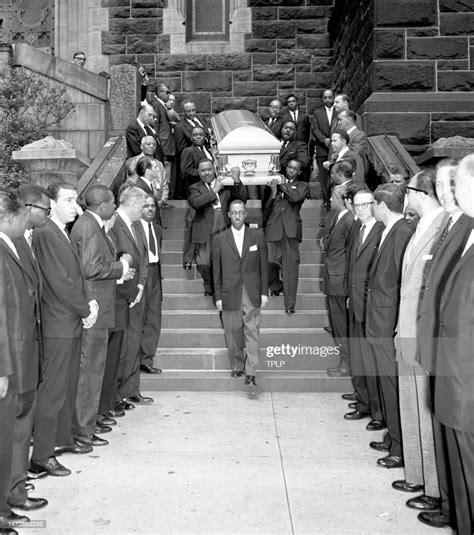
[24,392,452,534]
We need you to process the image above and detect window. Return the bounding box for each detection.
[186,0,229,42]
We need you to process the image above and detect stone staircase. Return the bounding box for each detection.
[142,200,352,392]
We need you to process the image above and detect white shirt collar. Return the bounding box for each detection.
[347,125,356,135]
[337,146,349,159]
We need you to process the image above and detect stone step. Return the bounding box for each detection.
[161,216,325,230]
[163,293,326,310]
[162,238,324,253]
[162,309,328,329]
[161,250,324,265]
[162,277,322,294]
[159,327,333,349]
[140,370,351,392]
[161,263,322,279]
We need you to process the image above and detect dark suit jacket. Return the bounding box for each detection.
[347,221,385,323]
[33,219,90,339]
[264,179,309,242]
[70,211,124,330]
[0,240,39,394]
[434,243,474,432]
[262,116,284,139]
[311,106,338,159]
[135,177,163,226]
[188,180,247,244]
[280,140,310,177]
[282,111,310,143]
[180,145,212,185]
[151,99,176,157]
[321,211,355,296]
[126,119,164,161]
[212,226,269,311]
[174,116,209,154]
[418,213,473,373]
[334,148,365,183]
[365,218,414,343]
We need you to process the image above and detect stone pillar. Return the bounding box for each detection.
[109,64,141,133]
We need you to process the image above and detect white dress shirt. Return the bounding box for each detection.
[231,225,245,257]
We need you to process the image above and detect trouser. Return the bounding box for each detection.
[267,235,300,309]
[32,336,81,462]
[195,209,226,294]
[316,155,331,203]
[183,205,196,264]
[73,326,108,438]
[326,295,350,371]
[139,264,162,367]
[99,329,124,414]
[222,285,261,376]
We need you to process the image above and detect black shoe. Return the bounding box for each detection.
[96,415,116,426]
[366,419,386,431]
[75,435,109,447]
[341,392,358,401]
[124,394,154,405]
[250,376,257,386]
[418,511,451,528]
[323,326,333,333]
[26,467,48,480]
[11,497,48,511]
[392,480,424,493]
[25,483,34,492]
[107,409,125,418]
[327,367,351,377]
[230,371,244,378]
[29,457,71,477]
[369,440,390,452]
[344,410,370,420]
[115,400,135,411]
[94,424,112,434]
[348,402,357,409]
[0,512,29,527]
[285,307,295,313]
[204,291,213,297]
[244,375,251,385]
[270,290,281,296]
[0,527,19,535]
[183,262,192,270]
[140,364,162,375]
[54,443,93,456]
[377,455,404,469]
[406,495,441,511]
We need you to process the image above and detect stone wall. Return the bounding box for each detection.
[329,0,474,154]
[101,0,335,117]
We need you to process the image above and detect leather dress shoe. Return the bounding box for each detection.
[29,457,71,477]
[107,409,125,418]
[115,400,135,411]
[230,371,244,378]
[323,326,333,333]
[377,455,404,469]
[124,394,154,405]
[140,364,162,374]
[94,424,112,434]
[348,402,357,409]
[366,419,386,431]
[11,497,48,511]
[406,495,441,511]
[344,410,369,420]
[392,480,424,493]
[25,483,34,492]
[418,511,451,528]
[0,527,19,534]
[96,415,116,426]
[370,440,389,452]
[75,434,109,447]
[26,467,48,480]
[183,262,192,270]
[0,512,29,527]
[244,375,257,385]
[341,392,357,401]
[327,367,351,377]
[270,290,281,296]
[54,443,93,456]
[204,291,213,296]
[285,307,295,313]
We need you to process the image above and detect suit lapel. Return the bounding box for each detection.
[116,215,140,254]
[0,239,35,291]
[357,221,380,258]
[372,219,403,273]
[440,243,474,309]
[226,229,241,259]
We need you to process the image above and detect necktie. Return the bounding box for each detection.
[439,216,452,246]
[269,118,274,126]
[356,225,366,255]
[148,222,156,255]
[101,226,116,255]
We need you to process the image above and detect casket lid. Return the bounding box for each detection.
[211,110,281,153]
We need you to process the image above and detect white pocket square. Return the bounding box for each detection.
[422,254,433,261]
[249,245,258,251]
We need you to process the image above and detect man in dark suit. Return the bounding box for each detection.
[263,99,284,139]
[188,160,247,296]
[134,153,167,227]
[126,104,164,162]
[0,188,47,527]
[264,159,309,313]
[29,183,98,478]
[365,184,414,469]
[279,121,310,179]
[151,83,176,197]
[213,199,269,386]
[282,94,310,144]
[321,186,354,378]
[433,154,474,535]
[108,186,151,407]
[338,109,369,173]
[346,189,385,428]
[70,186,131,448]
[326,130,364,184]
[333,93,363,130]
[311,89,338,207]
[138,195,163,375]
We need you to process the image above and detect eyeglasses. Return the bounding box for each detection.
[229,211,246,216]
[353,202,374,210]
[406,186,428,195]
[25,203,51,215]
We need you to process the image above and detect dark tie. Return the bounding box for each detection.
[356,224,366,255]
[148,222,156,255]
[439,216,452,246]
[101,226,116,256]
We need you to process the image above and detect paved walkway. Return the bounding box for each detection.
[25,392,453,534]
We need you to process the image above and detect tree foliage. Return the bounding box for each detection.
[0,66,74,188]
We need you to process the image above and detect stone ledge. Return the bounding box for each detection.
[360,92,474,113]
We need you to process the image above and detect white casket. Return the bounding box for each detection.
[211,110,283,185]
